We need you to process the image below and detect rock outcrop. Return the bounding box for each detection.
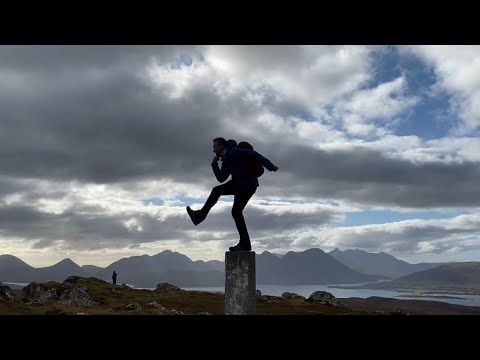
[307,291,346,307]
[21,276,99,306]
[155,283,184,292]
[0,283,17,302]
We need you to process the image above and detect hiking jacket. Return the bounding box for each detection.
[211,147,276,186]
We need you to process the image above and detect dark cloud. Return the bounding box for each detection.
[0,69,219,183]
[258,144,480,208]
[0,45,195,73]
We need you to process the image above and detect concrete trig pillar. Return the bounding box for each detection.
[224,251,256,315]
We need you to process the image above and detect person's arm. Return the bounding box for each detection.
[230,148,279,172]
[211,157,230,182]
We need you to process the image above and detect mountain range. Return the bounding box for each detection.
[328,248,441,278]
[0,248,444,288]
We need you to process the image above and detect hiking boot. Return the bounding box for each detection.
[228,243,252,252]
[186,206,200,226]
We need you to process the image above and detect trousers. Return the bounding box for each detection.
[199,180,257,247]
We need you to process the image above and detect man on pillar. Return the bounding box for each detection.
[186,137,279,252]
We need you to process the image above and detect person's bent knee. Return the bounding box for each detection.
[211,187,222,198]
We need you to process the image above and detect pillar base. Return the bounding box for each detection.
[224,251,256,315]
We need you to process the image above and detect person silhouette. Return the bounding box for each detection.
[112,270,117,285]
[187,137,279,251]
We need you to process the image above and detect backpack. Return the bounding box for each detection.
[237,141,264,177]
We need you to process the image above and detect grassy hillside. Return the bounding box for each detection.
[0,276,371,315]
[2,276,480,315]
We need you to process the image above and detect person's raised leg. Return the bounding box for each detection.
[187,181,234,226]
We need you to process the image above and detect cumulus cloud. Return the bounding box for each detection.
[335,75,420,136]
[400,45,480,135]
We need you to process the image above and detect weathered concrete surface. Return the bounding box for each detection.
[225,251,256,315]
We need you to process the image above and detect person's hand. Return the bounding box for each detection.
[273,166,279,171]
[212,155,220,163]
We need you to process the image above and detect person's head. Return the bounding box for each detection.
[213,137,227,157]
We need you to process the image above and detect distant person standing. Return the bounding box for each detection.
[112,271,117,285]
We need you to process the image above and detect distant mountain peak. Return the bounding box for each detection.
[57,258,75,264]
[329,248,342,254]
[155,250,188,258]
[346,249,364,253]
[48,258,82,270]
[302,248,326,255]
[1,254,22,260]
[0,254,34,268]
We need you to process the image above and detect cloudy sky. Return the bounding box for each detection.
[1,45,480,267]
